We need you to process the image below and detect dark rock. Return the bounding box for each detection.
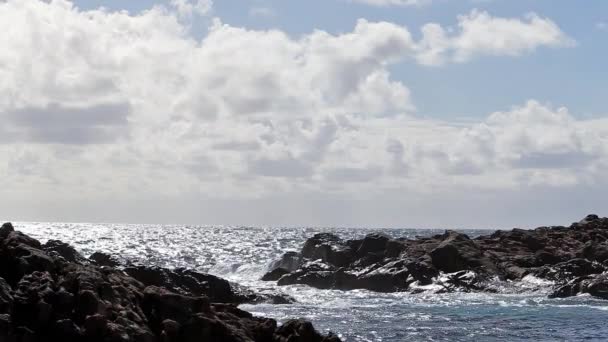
[581,241,608,263]
[534,258,605,282]
[125,266,246,304]
[585,273,608,299]
[0,222,14,239]
[0,277,12,314]
[43,240,87,264]
[269,214,608,299]
[301,233,354,267]
[76,290,100,317]
[356,234,390,256]
[269,251,301,272]
[0,226,339,341]
[89,252,121,267]
[261,267,290,281]
[275,319,341,342]
[52,319,83,340]
[262,251,302,281]
[430,231,489,273]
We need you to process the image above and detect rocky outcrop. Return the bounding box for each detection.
[0,223,339,342]
[263,215,608,300]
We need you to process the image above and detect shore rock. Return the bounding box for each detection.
[263,215,608,300]
[0,223,338,342]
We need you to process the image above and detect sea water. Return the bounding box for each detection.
[16,222,608,341]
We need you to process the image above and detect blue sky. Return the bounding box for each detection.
[1,0,607,227]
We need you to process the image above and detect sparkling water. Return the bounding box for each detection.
[15,222,608,341]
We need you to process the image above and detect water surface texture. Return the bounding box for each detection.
[17,222,608,341]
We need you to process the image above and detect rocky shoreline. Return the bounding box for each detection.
[263,215,608,300]
[0,222,340,342]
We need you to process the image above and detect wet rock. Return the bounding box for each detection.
[52,319,83,340]
[534,258,605,282]
[301,233,354,267]
[275,319,342,342]
[0,223,339,341]
[89,252,121,267]
[269,251,301,273]
[125,266,250,304]
[43,240,87,264]
[585,273,608,299]
[581,241,608,263]
[262,251,302,281]
[0,277,12,314]
[269,214,608,299]
[356,233,390,256]
[0,222,14,239]
[430,231,488,273]
[261,267,290,281]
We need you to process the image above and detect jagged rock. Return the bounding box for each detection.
[301,233,354,267]
[126,266,267,304]
[430,231,484,273]
[89,252,121,267]
[43,240,87,264]
[269,251,301,273]
[0,277,12,314]
[0,222,14,239]
[356,234,390,256]
[274,319,341,342]
[268,215,608,300]
[261,268,290,281]
[534,258,605,282]
[0,223,339,342]
[262,251,302,281]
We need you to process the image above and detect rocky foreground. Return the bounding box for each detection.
[263,215,608,299]
[0,223,340,342]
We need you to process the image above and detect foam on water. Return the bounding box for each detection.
[15,222,608,341]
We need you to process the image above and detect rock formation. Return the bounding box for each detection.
[0,222,340,342]
[263,215,608,299]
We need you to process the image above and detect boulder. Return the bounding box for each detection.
[0,223,14,239]
[430,231,485,273]
[301,233,354,267]
[0,225,339,341]
[43,240,87,264]
[261,268,290,282]
[89,252,121,267]
[356,233,390,256]
[275,319,342,342]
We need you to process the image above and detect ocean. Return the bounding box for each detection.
[16,222,608,341]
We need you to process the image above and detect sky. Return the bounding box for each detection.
[0,0,607,228]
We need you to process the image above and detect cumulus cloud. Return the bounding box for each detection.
[170,0,213,17]
[0,0,598,226]
[416,10,574,65]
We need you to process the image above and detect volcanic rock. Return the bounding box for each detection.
[263,215,608,301]
[0,222,338,341]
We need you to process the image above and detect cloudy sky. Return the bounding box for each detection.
[1,0,607,228]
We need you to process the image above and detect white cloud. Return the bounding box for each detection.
[597,22,608,31]
[416,10,574,65]
[0,0,597,226]
[170,0,213,17]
